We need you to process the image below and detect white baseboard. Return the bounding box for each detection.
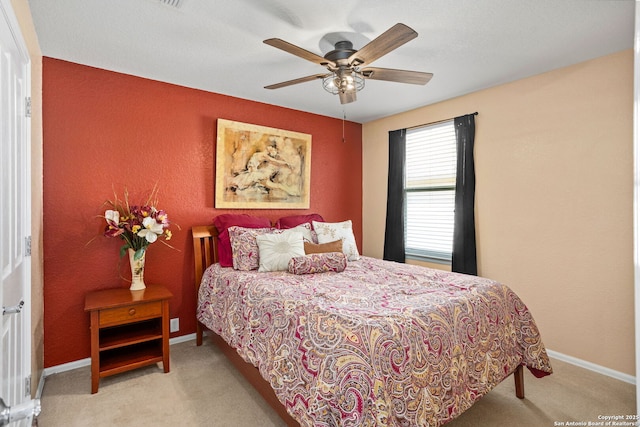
[169,332,196,345]
[42,356,91,377]
[38,333,198,395]
[546,349,635,385]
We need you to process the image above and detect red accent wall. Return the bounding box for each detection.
[42,58,363,367]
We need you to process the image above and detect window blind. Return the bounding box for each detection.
[405,120,456,261]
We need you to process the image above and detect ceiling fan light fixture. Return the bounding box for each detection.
[322,70,364,95]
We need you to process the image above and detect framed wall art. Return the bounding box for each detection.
[215,119,312,209]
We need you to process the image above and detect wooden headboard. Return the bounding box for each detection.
[191,225,218,346]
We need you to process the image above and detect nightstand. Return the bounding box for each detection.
[84,284,173,393]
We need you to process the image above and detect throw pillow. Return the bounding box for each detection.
[228,226,273,271]
[312,220,360,261]
[256,231,305,272]
[288,252,347,275]
[275,213,324,229]
[304,239,343,255]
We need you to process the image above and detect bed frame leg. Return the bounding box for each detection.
[196,322,203,346]
[514,365,525,399]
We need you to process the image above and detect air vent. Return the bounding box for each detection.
[158,0,184,8]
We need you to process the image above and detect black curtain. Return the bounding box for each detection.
[451,114,477,275]
[383,129,406,262]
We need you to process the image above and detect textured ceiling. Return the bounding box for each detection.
[28,0,634,123]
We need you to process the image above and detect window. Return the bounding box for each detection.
[405,120,456,263]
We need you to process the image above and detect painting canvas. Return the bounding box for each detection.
[215,119,312,209]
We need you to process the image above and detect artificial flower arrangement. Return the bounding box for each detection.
[102,185,174,260]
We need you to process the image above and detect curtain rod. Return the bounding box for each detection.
[407,111,478,130]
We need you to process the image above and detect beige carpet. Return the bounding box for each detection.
[37,337,635,426]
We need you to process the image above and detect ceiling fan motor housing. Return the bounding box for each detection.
[324,41,357,64]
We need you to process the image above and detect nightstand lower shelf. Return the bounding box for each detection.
[99,340,164,376]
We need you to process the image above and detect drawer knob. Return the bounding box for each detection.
[128,308,136,316]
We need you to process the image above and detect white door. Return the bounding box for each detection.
[0,0,39,425]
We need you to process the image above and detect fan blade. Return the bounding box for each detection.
[361,67,433,85]
[264,74,329,90]
[264,38,336,67]
[348,23,418,67]
[339,90,357,104]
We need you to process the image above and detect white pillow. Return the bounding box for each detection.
[312,220,360,261]
[256,231,305,272]
[286,223,314,242]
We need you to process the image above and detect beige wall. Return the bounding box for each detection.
[11,0,43,395]
[363,50,634,376]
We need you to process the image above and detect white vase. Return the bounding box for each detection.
[128,248,146,291]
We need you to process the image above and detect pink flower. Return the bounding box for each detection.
[154,210,169,225]
[104,224,123,238]
[103,210,124,238]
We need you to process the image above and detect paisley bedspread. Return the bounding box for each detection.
[197,256,552,426]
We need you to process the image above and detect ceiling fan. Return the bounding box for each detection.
[263,23,433,104]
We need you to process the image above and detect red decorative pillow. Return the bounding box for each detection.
[288,252,347,275]
[213,214,271,267]
[275,213,324,229]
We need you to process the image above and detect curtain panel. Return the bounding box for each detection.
[452,114,477,275]
[383,129,406,262]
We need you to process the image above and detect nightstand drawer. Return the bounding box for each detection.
[99,301,162,326]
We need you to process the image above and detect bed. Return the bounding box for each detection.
[192,221,552,426]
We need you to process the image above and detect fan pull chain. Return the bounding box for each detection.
[342,110,346,143]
